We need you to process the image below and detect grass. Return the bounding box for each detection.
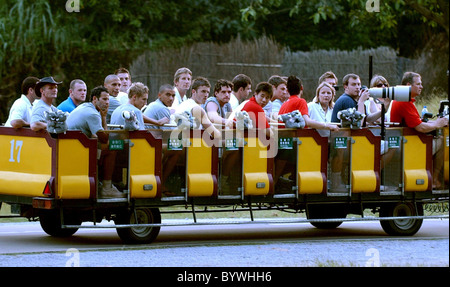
[0,203,25,223]
[415,89,449,117]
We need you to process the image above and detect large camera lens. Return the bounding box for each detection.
[369,86,411,102]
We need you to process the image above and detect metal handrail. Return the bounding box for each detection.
[62,214,449,229]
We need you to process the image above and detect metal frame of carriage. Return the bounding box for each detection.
[0,121,448,243]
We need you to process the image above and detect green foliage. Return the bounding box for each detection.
[0,0,447,123]
[241,0,447,31]
[241,0,448,49]
[1,0,66,73]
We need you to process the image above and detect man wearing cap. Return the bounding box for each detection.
[5,76,40,128]
[30,76,62,132]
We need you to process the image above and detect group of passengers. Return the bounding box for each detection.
[3,68,448,197]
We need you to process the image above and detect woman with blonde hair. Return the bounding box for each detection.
[308,81,335,124]
[367,74,391,123]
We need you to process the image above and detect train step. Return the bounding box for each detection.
[273,193,296,199]
[217,195,241,200]
[96,198,128,203]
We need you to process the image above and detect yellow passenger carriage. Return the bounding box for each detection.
[0,122,448,243]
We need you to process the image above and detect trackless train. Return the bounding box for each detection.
[0,111,448,243]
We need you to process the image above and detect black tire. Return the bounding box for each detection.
[39,209,80,237]
[307,205,346,229]
[380,202,423,236]
[115,208,161,244]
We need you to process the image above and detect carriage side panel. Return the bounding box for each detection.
[0,128,55,198]
[296,129,328,194]
[243,132,273,196]
[403,129,432,192]
[351,129,380,193]
[56,132,97,199]
[129,131,162,198]
[187,136,218,197]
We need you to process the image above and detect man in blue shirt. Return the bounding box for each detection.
[331,73,369,123]
[57,79,87,113]
[330,73,370,192]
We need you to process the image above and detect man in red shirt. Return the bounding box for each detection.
[279,75,339,131]
[391,71,448,187]
[242,82,273,134]
[391,72,447,132]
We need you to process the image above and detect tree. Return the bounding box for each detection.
[405,0,449,37]
[241,0,449,39]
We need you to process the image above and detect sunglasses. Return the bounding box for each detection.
[376,83,388,87]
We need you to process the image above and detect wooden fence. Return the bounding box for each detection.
[130,36,416,102]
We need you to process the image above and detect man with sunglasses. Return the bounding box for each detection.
[391,71,448,188]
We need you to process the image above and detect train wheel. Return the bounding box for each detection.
[307,205,346,229]
[39,209,81,237]
[380,203,423,236]
[115,208,161,244]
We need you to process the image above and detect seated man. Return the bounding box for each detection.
[143,85,179,188]
[66,86,125,198]
[241,81,273,137]
[204,79,234,127]
[57,79,87,113]
[110,82,148,130]
[229,74,252,110]
[278,76,339,188]
[115,67,132,105]
[264,75,288,121]
[281,75,339,132]
[143,84,175,130]
[391,71,448,187]
[4,76,39,128]
[30,77,63,132]
[174,77,220,139]
[203,79,236,193]
[104,74,122,124]
[171,67,192,110]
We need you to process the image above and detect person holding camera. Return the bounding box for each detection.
[391,71,448,188]
[391,72,448,133]
[331,73,369,123]
[361,75,393,125]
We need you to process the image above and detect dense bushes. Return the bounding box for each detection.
[0,0,447,123]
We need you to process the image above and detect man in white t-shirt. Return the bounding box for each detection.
[174,77,219,138]
[115,67,132,105]
[171,67,192,111]
[229,74,252,110]
[5,76,39,128]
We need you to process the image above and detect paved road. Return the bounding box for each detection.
[0,219,448,267]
